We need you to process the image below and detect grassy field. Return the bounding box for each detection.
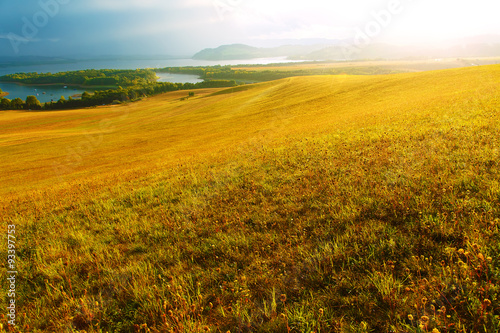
[1,65,499,332]
[232,57,500,73]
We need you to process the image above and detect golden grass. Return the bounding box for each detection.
[232,57,500,73]
[0,65,499,332]
[2,65,497,197]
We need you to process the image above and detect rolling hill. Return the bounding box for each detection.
[192,44,330,60]
[0,65,499,332]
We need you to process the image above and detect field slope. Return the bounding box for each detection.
[1,65,499,332]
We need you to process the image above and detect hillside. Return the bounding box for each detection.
[0,66,499,332]
[290,43,500,61]
[192,44,328,60]
[193,42,500,61]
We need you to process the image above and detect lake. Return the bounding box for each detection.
[0,57,300,103]
[0,73,205,104]
[0,83,98,104]
[155,72,203,84]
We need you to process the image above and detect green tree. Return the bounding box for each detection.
[128,90,138,100]
[26,95,42,110]
[11,98,25,110]
[0,98,11,110]
[56,96,66,108]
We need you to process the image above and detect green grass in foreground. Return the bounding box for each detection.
[0,65,499,332]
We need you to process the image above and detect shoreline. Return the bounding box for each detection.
[0,92,9,98]
[0,81,117,90]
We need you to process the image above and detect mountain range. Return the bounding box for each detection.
[193,36,500,61]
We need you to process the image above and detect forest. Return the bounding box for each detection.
[156,64,401,83]
[0,69,158,87]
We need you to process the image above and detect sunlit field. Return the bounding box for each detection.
[232,57,500,73]
[1,65,499,332]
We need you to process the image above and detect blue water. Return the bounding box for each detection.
[155,72,204,84]
[0,83,96,104]
[0,73,205,103]
[0,57,300,103]
[0,57,300,77]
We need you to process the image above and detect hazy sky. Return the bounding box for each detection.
[1,0,499,57]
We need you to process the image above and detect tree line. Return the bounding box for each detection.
[0,79,237,111]
[157,65,401,83]
[0,69,158,87]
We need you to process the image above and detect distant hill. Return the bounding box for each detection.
[194,39,500,61]
[192,43,330,60]
[291,43,500,61]
[192,44,263,60]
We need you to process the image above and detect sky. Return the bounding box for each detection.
[0,0,499,58]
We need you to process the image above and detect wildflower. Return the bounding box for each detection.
[280,294,287,302]
[279,313,286,320]
[408,314,414,321]
[421,315,429,322]
[432,329,441,333]
[487,257,492,262]
[458,249,464,255]
[483,299,492,307]
[319,308,324,316]
[421,297,428,305]
[478,253,485,261]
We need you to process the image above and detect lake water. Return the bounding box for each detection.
[155,73,204,84]
[0,57,300,103]
[0,73,205,104]
[0,83,97,104]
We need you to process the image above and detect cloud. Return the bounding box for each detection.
[82,0,212,12]
[250,25,352,41]
[1,0,499,57]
